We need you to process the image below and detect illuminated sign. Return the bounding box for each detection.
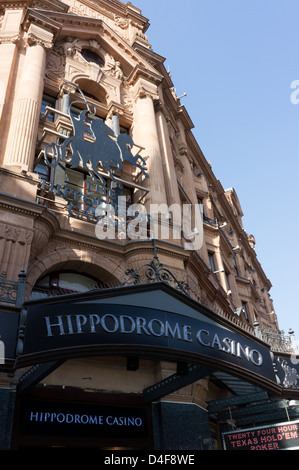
[19,399,148,438]
[222,420,299,451]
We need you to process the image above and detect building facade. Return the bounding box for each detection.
[0,0,299,450]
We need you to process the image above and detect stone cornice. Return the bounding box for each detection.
[0,191,60,234]
[62,0,149,32]
[31,0,69,13]
[0,31,21,44]
[0,0,68,13]
[51,229,190,265]
[127,64,163,88]
[0,0,27,11]
[124,239,190,263]
[23,8,63,43]
[132,41,167,70]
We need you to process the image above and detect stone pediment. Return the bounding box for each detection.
[61,0,150,39]
[34,7,161,85]
[31,0,69,13]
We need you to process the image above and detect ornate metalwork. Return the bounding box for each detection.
[0,272,18,304]
[0,269,26,307]
[43,81,149,186]
[258,325,294,354]
[277,357,299,389]
[121,250,190,297]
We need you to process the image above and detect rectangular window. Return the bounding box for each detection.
[242,302,249,322]
[224,270,231,292]
[233,258,239,276]
[33,160,50,181]
[208,252,216,272]
[64,170,107,211]
[197,197,205,218]
[41,94,57,122]
[65,169,132,214]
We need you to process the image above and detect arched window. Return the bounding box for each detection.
[76,78,107,105]
[80,49,104,67]
[30,271,106,300]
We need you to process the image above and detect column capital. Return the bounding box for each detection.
[23,9,62,50]
[25,24,53,50]
[133,79,160,104]
[129,65,162,103]
[106,101,124,120]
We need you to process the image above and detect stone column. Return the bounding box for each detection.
[176,119,198,205]
[3,23,54,172]
[132,84,167,207]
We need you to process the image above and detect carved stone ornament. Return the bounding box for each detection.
[47,36,126,88]
[45,47,65,81]
[114,15,129,30]
[0,223,33,245]
[0,32,21,45]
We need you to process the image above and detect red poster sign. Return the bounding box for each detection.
[223,421,299,450]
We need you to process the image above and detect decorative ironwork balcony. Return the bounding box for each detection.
[0,269,26,308]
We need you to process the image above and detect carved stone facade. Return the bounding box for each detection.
[0,0,296,451]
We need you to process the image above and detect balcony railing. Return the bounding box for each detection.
[0,270,26,308]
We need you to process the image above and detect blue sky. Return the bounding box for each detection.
[134,0,299,337]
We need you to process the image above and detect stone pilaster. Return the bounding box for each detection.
[0,8,23,126]
[155,108,181,206]
[0,222,33,280]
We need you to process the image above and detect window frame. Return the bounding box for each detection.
[208,251,216,272]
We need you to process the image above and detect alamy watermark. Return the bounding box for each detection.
[290,80,299,104]
[0,339,4,365]
[94,197,203,251]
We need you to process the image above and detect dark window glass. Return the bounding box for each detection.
[81,49,104,67]
[30,272,105,300]
[208,252,216,272]
[233,258,239,276]
[41,95,56,122]
[242,302,249,322]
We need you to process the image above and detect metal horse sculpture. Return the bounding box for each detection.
[44,82,149,186]
[116,133,148,177]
